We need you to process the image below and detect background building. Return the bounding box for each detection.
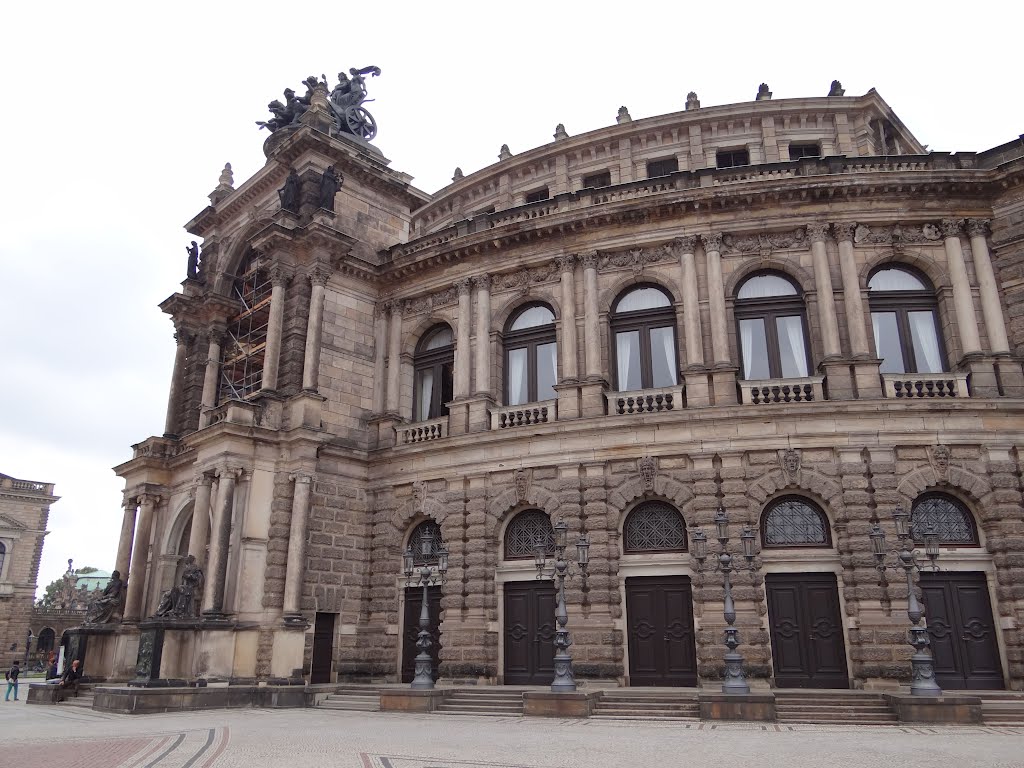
[100,80,1024,693]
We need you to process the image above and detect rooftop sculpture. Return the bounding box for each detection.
[257,67,382,142]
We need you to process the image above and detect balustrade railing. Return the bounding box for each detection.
[607,386,681,415]
[882,374,969,399]
[739,376,824,405]
[490,400,556,429]
[396,417,449,444]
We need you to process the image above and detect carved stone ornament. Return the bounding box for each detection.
[599,244,675,275]
[455,277,472,296]
[491,262,558,296]
[966,219,991,238]
[412,480,426,514]
[513,468,530,501]
[853,223,944,249]
[674,235,698,254]
[555,254,576,273]
[806,222,830,243]
[721,228,806,255]
[702,233,724,253]
[579,251,599,270]
[941,218,965,239]
[403,286,458,316]
[257,67,382,142]
[833,222,856,242]
[637,456,657,491]
[930,445,951,479]
[781,449,801,481]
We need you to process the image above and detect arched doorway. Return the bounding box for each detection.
[501,510,555,685]
[401,520,445,684]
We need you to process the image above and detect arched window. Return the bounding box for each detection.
[36,627,55,654]
[220,249,271,402]
[610,285,678,391]
[0,541,5,578]
[735,272,810,380]
[911,493,978,545]
[504,510,555,560]
[505,304,557,405]
[174,511,192,585]
[623,501,687,553]
[761,496,831,547]
[407,520,445,566]
[868,266,946,374]
[414,325,455,421]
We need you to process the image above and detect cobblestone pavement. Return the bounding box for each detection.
[2,699,1023,768]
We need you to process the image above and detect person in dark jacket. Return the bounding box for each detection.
[57,659,81,701]
[4,660,20,701]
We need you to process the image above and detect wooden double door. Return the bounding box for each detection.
[766,573,849,688]
[310,612,336,684]
[625,576,698,686]
[503,581,556,685]
[402,586,442,684]
[920,571,1003,690]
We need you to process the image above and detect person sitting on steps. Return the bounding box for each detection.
[57,659,81,701]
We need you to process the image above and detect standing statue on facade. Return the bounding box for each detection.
[185,241,201,279]
[318,166,342,210]
[153,555,203,619]
[279,169,302,213]
[257,67,381,142]
[84,571,125,624]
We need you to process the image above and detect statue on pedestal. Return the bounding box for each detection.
[318,166,342,210]
[153,555,203,619]
[279,169,302,214]
[84,571,124,624]
[185,241,201,279]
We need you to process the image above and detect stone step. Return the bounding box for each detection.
[436,707,522,716]
[438,700,523,710]
[594,708,700,718]
[595,703,699,713]
[777,718,899,725]
[319,701,380,711]
[445,690,525,697]
[325,693,379,700]
[777,703,893,712]
[599,694,700,702]
[591,714,700,721]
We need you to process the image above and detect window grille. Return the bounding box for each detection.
[623,501,686,553]
[762,497,830,547]
[912,495,978,545]
[408,520,445,566]
[504,510,554,559]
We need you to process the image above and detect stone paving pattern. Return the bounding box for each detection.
[3,699,1023,768]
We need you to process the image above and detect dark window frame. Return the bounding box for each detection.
[734,272,812,380]
[609,284,679,391]
[504,509,555,560]
[408,520,445,566]
[788,143,822,160]
[413,325,455,421]
[503,303,558,405]
[911,492,980,547]
[524,188,550,204]
[581,170,612,189]
[717,148,751,169]
[623,501,688,554]
[760,495,833,549]
[646,157,679,178]
[868,266,948,374]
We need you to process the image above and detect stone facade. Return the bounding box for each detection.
[107,87,1024,692]
[0,474,56,668]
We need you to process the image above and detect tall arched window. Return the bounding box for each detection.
[505,304,557,405]
[761,496,831,547]
[623,501,687,553]
[0,541,6,578]
[735,272,810,380]
[220,249,271,402]
[408,520,445,565]
[174,512,192,586]
[36,627,55,654]
[414,325,455,421]
[504,510,555,560]
[911,493,978,545]
[610,285,678,391]
[869,266,946,374]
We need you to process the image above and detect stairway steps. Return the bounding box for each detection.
[319,691,381,712]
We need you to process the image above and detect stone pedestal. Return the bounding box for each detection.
[379,688,451,712]
[882,693,983,723]
[368,414,402,449]
[523,690,598,717]
[579,379,608,418]
[996,356,1024,397]
[819,358,855,400]
[851,357,883,399]
[447,400,471,436]
[962,354,1000,397]
[698,691,776,721]
[683,368,710,407]
[553,382,581,420]
[466,395,496,432]
[287,392,324,430]
[710,367,739,406]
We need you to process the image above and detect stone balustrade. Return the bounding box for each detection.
[739,376,825,405]
[882,373,969,399]
[490,400,556,429]
[396,417,449,444]
[607,386,681,415]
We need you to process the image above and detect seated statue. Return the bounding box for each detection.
[154,555,203,619]
[84,571,124,624]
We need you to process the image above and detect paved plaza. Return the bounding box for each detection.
[2,700,1024,768]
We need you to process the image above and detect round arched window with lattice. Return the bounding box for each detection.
[761,496,831,548]
[504,510,554,560]
[911,494,978,545]
[623,501,687,553]
[407,520,445,566]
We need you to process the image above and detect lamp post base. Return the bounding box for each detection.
[721,627,750,694]
[410,652,436,690]
[550,646,577,692]
[908,625,942,697]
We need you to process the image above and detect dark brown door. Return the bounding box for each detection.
[310,612,336,684]
[767,573,849,688]
[402,586,441,683]
[626,576,698,686]
[503,581,556,685]
[920,571,1003,690]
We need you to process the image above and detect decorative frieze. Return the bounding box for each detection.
[853,222,942,247]
[720,228,806,255]
[598,243,676,275]
[402,285,458,316]
[490,261,559,295]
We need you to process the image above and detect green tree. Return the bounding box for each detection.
[36,566,100,608]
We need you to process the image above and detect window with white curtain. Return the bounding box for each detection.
[413,325,454,420]
[610,285,678,391]
[735,272,811,380]
[868,266,946,374]
[504,304,557,405]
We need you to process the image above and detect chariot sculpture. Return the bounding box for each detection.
[257,66,381,142]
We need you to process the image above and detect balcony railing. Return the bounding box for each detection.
[739,376,825,405]
[491,400,556,429]
[882,373,969,399]
[608,385,681,415]
[396,417,449,444]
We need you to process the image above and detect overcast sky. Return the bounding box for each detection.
[1,1,1021,596]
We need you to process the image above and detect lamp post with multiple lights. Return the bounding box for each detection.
[403,527,449,690]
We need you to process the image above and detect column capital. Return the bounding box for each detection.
[555,254,576,273]
[309,265,331,286]
[578,251,599,269]
[941,218,965,239]
[173,327,195,346]
[289,472,314,484]
[216,465,243,480]
[386,298,404,315]
[269,263,292,287]
[137,492,162,507]
[455,277,472,296]
[673,235,698,253]
[966,218,991,238]
[806,222,830,243]
[204,325,228,346]
[122,493,138,510]
[194,470,215,487]
[833,222,857,243]
[472,273,491,290]
[702,232,724,252]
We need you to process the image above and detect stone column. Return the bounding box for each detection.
[942,218,982,356]
[473,275,492,396]
[283,473,313,623]
[556,255,578,381]
[582,252,601,379]
[967,219,1010,353]
[202,467,238,616]
[114,497,137,579]
[187,472,213,571]
[123,492,158,621]
[808,223,842,359]
[261,266,288,392]
[703,233,729,365]
[163,328,191,437]
[302,268,329,391]
[371,304,387,414]
[835,223,870,356]
[676,236,704,366]
[199,327,225,427]
[385,300,403,414]
[454,279,472,398]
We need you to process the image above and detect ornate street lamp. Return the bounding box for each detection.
[692,506,758,694]
[534,517,590,692]
[869,504,941,696]
[403,526,449,690]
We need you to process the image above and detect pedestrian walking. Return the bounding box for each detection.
[4,660,20,701]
